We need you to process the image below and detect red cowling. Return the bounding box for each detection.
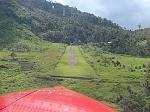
[0,86,117,112]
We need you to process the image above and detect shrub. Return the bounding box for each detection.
[116,61,121,66]
[143,64,146,68]
[139,66,142,69]
[119,63,150,112]
[135,66,138,69]
[97,59,100,62]
[122,65,126,69]
[10,52,17,60]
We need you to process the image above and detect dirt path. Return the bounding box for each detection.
[67,46,78,65]
[55,46,96,77]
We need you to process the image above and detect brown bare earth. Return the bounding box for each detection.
[67,46,78,65]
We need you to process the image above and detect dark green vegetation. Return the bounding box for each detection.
[0,0,150,57]
[0,0,119,45]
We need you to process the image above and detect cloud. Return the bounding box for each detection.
[50,0,150,29]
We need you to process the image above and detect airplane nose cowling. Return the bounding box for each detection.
[0,86,117,112]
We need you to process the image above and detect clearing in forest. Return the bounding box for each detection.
[67,46,78,65]
[54,46,96,78]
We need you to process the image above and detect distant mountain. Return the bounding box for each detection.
[0,0,149,56]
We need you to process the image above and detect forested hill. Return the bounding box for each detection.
[0,0,120,43]
[0,0,150,57]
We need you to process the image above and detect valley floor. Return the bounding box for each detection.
[0,43,149,108]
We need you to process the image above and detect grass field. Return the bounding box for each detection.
[0,41,66,94]
[70,44,149,104]
[81,45,149,83]
[1,43,149,107]
[54,46,96,78]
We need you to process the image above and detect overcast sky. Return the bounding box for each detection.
[50,0,150,29]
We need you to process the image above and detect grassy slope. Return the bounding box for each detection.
[0,41,66,94]
[94,54,148,82]
[82,45,149,82]
[54,46,96,78]
[66,44,149,105]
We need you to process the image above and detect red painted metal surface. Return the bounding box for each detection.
[0,86,117,112]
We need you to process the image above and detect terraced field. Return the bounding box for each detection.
[0,43,66,94]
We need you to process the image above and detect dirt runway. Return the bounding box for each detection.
[67,46,78,65]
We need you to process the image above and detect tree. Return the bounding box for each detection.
[138,24,141,29]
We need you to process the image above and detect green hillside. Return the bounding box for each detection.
[0,0,150,111]
[0,0,150,56]
[0,0,120,44]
